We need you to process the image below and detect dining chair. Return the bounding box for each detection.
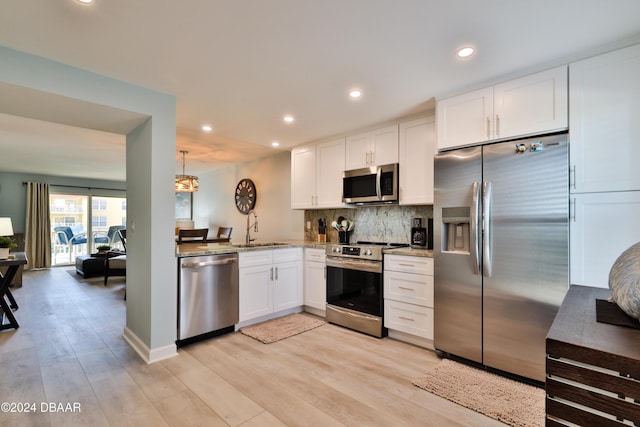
[217,227,232,239]
[177,228,209,243]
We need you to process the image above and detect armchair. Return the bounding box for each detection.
[94,225,125,250]
[54,226,88,263]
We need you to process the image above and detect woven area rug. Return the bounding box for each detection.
[240,313,325,344]
[412,359,545,427]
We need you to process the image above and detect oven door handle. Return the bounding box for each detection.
[326,257,382,273]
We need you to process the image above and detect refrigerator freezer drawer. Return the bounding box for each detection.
[384,300,433,340]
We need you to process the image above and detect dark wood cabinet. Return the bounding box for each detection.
[546,285,640,426]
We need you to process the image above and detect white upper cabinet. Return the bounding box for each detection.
[290,145,316,209]
[437,66,568,150]
[570,43,640,193]
[399,115,436,205]
[437,87,493,151]
[315,138,346,208]
[291,138,346,209]
[345,124,398,170]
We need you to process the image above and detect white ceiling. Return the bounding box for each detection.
[1,0,640,181]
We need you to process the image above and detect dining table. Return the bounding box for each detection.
[0,252,27,330]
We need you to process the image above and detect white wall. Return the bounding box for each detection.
[195,151,304,243]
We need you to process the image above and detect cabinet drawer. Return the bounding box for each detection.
[384,270,433,307]
[384,254,433,275]
[239,250,273,268]
[273,247,302,263]
[384,300,433,340]
[305,248,326,263]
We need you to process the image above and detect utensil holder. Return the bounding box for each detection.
[339,230,350,244]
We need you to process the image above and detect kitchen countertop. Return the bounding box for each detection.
[176,241,432,258]
[383,247,433,257]
[176,240,326,257]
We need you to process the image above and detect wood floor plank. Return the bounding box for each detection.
[153,389,229,427]
[89,370,170,427]
[170,362,265,426]
[40,359,110,427]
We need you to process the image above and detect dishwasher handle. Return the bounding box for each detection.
[181,258,237,269]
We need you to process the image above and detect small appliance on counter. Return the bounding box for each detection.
[411,217,433,249]
[318,218,327,243]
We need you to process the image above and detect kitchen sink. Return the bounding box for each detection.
[233,242,289,248]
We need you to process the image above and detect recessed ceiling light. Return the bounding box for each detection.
[283,115,294,123]
[349,89,362,98]
[75,0,95,4]
[457,47,475,58]
[271,141,280,147]
[202,125,212,132]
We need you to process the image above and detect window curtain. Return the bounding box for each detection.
[25,182,51,269]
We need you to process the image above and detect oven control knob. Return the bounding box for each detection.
[366,249,372,256]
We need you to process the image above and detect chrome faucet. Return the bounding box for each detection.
[246,210,258,245]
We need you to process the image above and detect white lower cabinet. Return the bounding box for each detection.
[570,191,640,288]
[384,254,434,348]
[239,248,303,324]
[303,248,326,315]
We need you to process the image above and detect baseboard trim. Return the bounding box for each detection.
[123,327,178,364]
[388,329,435,350]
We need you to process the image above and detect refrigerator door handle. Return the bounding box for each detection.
[470,181,481,275]
[482,181,492,277]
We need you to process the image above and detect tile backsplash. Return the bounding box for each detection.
[304,205,433,244]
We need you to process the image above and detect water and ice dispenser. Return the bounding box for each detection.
[441,207,471,253]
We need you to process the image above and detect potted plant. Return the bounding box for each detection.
[0,235,17,259]
[96,244,111,254]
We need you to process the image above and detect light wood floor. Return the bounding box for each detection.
[0,267,507,427]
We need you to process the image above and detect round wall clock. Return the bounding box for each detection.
[235,178,257,214]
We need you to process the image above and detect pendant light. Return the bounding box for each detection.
[175,150,199,192]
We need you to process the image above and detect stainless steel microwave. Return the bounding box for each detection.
[342,163,399,204]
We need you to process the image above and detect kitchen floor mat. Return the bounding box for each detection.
[239,313,325,344]
[412,358,544,427]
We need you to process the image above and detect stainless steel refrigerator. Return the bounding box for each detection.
[434,133,569,382]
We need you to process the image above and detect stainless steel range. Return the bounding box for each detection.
[325,241,407,338]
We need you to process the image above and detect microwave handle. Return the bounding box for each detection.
[376,166,382,200]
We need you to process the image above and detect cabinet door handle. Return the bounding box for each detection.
[495,114,500,138]
[571,198,577,222]
[486,117,491,139]
[365,152,369,165]
[370,150,374,165]
[270,267,273,281]
[398,287,415,292]
[398,263,415,267]
[570,166,577,190]
[275,266,278,280]
[399,316,415,322]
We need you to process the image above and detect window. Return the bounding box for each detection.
[92,216,107,227]
[92,199,107,210]
[50,194,127,266]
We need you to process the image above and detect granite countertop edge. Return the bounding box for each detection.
[176,240,327,257]
[176,241,433,258]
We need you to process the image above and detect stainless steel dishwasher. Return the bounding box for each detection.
[177,253,239,345]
